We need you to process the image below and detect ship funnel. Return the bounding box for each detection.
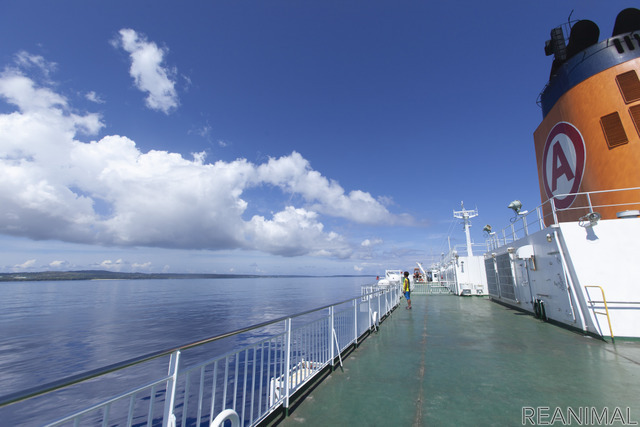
[612,8,640,36]
[565,20,599,60]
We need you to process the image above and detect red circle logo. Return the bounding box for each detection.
[541,122,586,210]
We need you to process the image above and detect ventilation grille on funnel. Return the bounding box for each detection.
[600,112,629,148]
[629,104,640,138]
[616,70,640,103]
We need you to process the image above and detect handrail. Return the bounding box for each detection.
[486,187,640,250]
[0,289,385,408]
[585,285,615,342]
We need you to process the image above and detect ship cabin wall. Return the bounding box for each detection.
[534,57,640,224]
[439,254,488,295]
[557,218,640,339]
[456,255,488,295]
[484,228,581,330]
[485,218,640,339]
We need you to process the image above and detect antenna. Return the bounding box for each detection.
[567,9,574,26]
[453,201,478,257]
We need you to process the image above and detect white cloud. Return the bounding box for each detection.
[255,153,409,225]
[14,259,36,270]
[115,28,178,114]
[246,206,351,258]
[361,238,383,247]
[14,51,56,81]
[0,59,416,260]
[0,71,66,111]
[99,259,125,271]
[188,123,212,141]
[49,260,72,269]
[86,91,105,104]
[132,261,152,270]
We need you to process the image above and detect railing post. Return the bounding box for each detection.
[163,350,180,427]
[523,214,529,236]
[537,206,544,230]
[283,318,292,412]
[329,306,335,369]
[386,288,389,314]
[377,290,381,326]
[353,300,358,345]
[551,198,558,224]
[368,295,372,329]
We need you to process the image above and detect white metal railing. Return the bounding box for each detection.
[1,285,402,427]
[486,187,640,251]
[411,283,451,295]
[365,282,451,296]
[446,242,489,258]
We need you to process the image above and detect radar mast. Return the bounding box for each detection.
[453,201,478,256]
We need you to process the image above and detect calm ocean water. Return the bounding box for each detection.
[0,276,372,424]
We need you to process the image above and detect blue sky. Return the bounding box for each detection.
[0,1,636,275]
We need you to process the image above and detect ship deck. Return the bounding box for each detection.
[277,295,640,426]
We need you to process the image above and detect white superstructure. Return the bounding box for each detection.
[435,202,488,296]
[484,189,640,339]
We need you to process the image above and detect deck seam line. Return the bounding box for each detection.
[413,307,427,426]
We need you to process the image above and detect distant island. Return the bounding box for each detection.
[0,270,369,282]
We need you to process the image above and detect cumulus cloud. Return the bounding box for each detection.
[114,29,178,114]
[99,259,125,271]
[0,55,413,259]
[246,206,351,258]
[14,259,36,270]
[49,260,72,269]
[255,153,410,225]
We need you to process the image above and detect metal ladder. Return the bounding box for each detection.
[585,285,615,342]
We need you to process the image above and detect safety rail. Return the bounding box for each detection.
[442,243,489,258]
[486,187,640,251]
[0,285,402,427]
[584,286,615,343]
[411,283,452,295]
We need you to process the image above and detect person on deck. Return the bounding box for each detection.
[403,271,412,310]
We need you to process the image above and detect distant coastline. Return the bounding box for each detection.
[0,270,370,282]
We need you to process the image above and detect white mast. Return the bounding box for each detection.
[453,201,478,256]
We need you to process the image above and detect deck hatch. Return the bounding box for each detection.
[616,70,640,103]
[600,112,629,148]
[629,104,640,138]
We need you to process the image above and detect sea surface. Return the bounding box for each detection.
[0,276,372,425]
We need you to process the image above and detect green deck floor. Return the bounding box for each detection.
[279,295,640,426]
